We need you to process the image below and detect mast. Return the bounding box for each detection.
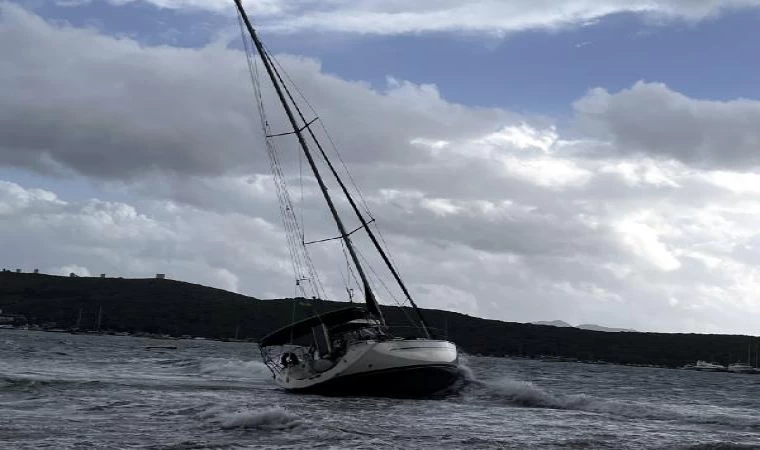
[234,0,384,323]
[748,344,752,366]
[269,69,433,338]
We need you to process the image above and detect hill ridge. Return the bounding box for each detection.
[1,272,757,368]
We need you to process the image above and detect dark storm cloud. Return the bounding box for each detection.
[0,4,511,180]
[574,82,760,169]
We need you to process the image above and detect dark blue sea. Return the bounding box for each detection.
[2,329,759,449]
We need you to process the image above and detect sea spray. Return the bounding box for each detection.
[485,378,582,408]
[457,363,477,383]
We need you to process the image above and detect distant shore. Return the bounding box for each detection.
[1,271,759,369]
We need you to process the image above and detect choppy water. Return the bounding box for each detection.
[2,330,760,449]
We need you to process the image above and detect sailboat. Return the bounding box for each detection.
[233,0,460,396]
[680,360,726,372]
[728,345,758,374]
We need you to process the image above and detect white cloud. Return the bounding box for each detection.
[53,0,284,15]
[616,219,682,272]
[600,160,682,188]
[477,124,558,153]
[0,180,64,214]
[0,180,296,295]
[704,171,760,194]
[90,0,760,36]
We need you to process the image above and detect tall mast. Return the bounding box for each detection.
[234,0,384,323]
[268,67,433,338]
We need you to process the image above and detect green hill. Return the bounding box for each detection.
[0,272,757,368]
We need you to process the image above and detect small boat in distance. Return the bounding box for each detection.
[727,362,756,374]
[680,360,726,372]
[232,1,460,397]
[728,345,758,374]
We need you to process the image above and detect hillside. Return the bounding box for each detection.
[1,272,758,368]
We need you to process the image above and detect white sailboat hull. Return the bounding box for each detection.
[275,339,460,396]
[728,363,757,374]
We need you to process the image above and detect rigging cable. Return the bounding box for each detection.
[263,44,375,219]
[261,42,431,335]
[241,13,428,334]
[236,11,326,301]
[356,246,421,333]
[263,47,410,284]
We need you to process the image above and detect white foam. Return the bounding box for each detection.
[479,376,760,428]
[216,407,302,430]
[199,358,270,380]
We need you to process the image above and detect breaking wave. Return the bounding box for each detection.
[471,376,760,429]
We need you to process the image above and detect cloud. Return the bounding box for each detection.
[53,0,284,15]
[616,218,681,272]
[0,180,292,294]
[4,5,760,334]
[574,81,760,169]
[0,3,509,180]
[65,0,760,35]
[0,3,262,178]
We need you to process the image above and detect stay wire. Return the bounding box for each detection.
[262,43,375,219]
[246,23,418,323]
[237,12,326,301]
[263,45,411,294]
[356,246,421,333]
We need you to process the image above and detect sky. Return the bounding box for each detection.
[2,0,760,334]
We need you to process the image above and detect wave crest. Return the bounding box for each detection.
[475,376,760,429]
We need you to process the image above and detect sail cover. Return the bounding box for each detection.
[259,307,368,347]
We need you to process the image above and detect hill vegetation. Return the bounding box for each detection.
[1,272,758,368]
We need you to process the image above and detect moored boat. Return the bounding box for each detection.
[681,360,726,372]
[727,362,757,374]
